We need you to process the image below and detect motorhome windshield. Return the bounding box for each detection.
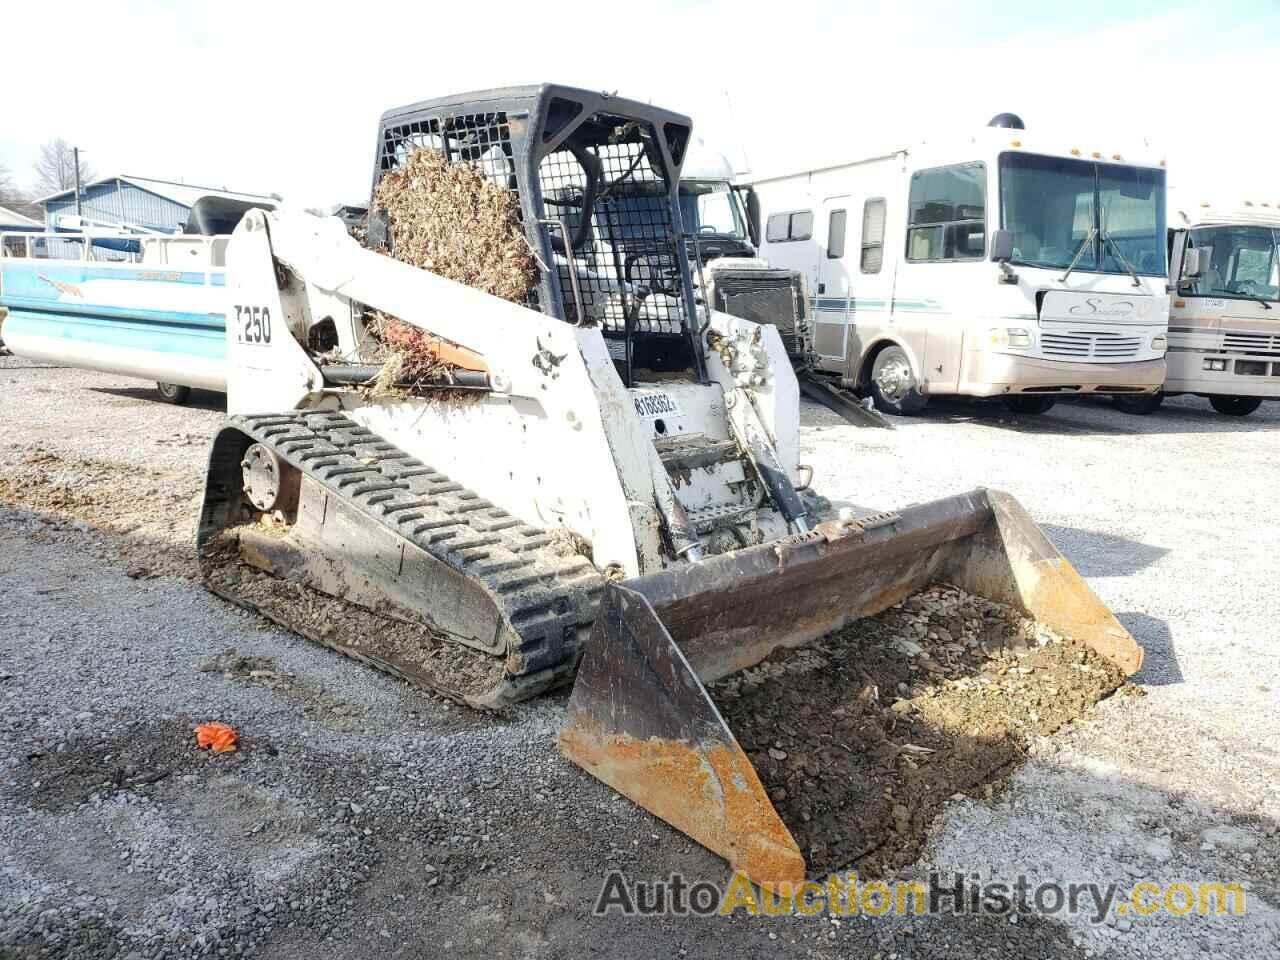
[1182,225,1280,303]
[678,180,747,240]
[999,152,1166,277]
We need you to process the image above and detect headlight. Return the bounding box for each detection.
[1151,334,1167,353]
[989,327,1032,348]
[1203,358,1227,371]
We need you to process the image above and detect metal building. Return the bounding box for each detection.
[37,175,275,233]
[0,203,44,256]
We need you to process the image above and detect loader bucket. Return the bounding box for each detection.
[559,488,1141,888]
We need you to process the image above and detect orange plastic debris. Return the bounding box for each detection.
[194,722,238,753]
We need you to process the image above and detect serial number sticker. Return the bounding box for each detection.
[632,391,683,420]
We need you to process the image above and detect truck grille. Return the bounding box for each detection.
[1222,332,1280,356]
[1040,330,1143,361]
[712,271,808,362]
[713,273,800,333]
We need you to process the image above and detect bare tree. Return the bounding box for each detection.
[32,139,96,196]
[0,159,21,202]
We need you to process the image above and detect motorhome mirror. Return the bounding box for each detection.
[739,186,761,248]
[990,229,1015,262]
[1182,247,1207,279]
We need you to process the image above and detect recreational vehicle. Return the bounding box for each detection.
[1115,202,1279,416]
[747,115,1170,414]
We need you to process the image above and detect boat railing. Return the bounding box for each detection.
[0,231,228,268]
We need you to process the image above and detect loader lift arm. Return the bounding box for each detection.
[237,211,567,403]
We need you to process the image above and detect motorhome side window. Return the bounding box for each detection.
[905,163,986,261]
[861,198,886,273]
[827,210,847,259]
[766,210,814,243]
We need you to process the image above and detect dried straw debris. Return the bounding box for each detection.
[359,312,480,400]
[356,147,537,396]
[372,147,536,303]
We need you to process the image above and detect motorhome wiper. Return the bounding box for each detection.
[1211,287,1272,310]
[1058,225,1097,284]
[1100,230,1142,288]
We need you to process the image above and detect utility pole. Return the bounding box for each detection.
[73,147,83,216]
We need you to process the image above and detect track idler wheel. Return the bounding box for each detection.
[240,443,300,514]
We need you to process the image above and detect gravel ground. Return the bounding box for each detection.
[1,359,1278,959]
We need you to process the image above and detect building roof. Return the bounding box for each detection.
[35,174,275,209]
[0,203,43,228]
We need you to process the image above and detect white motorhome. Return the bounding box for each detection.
[746,115,1170,414]
[1122,201,1280,417]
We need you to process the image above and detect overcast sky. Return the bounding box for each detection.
[3,0,1278,212]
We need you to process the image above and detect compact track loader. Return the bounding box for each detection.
[195,85,1142,887]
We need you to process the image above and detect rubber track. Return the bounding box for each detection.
[226,411,605,702]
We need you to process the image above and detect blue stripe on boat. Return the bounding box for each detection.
[4,309,226,361]
[2,297,223,330]
[0,263,221,291]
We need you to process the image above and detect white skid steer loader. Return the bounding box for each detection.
[196,85,1142,887]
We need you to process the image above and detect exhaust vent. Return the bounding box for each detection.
[988,112,1025,130]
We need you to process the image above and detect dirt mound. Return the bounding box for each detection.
[710,583,1126,879]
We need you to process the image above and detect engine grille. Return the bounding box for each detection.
[1222,331,1280,356]
[712,270,806,361]
[706,268,803,358]
[1040,329,1143,361]
[714,275,798,332]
